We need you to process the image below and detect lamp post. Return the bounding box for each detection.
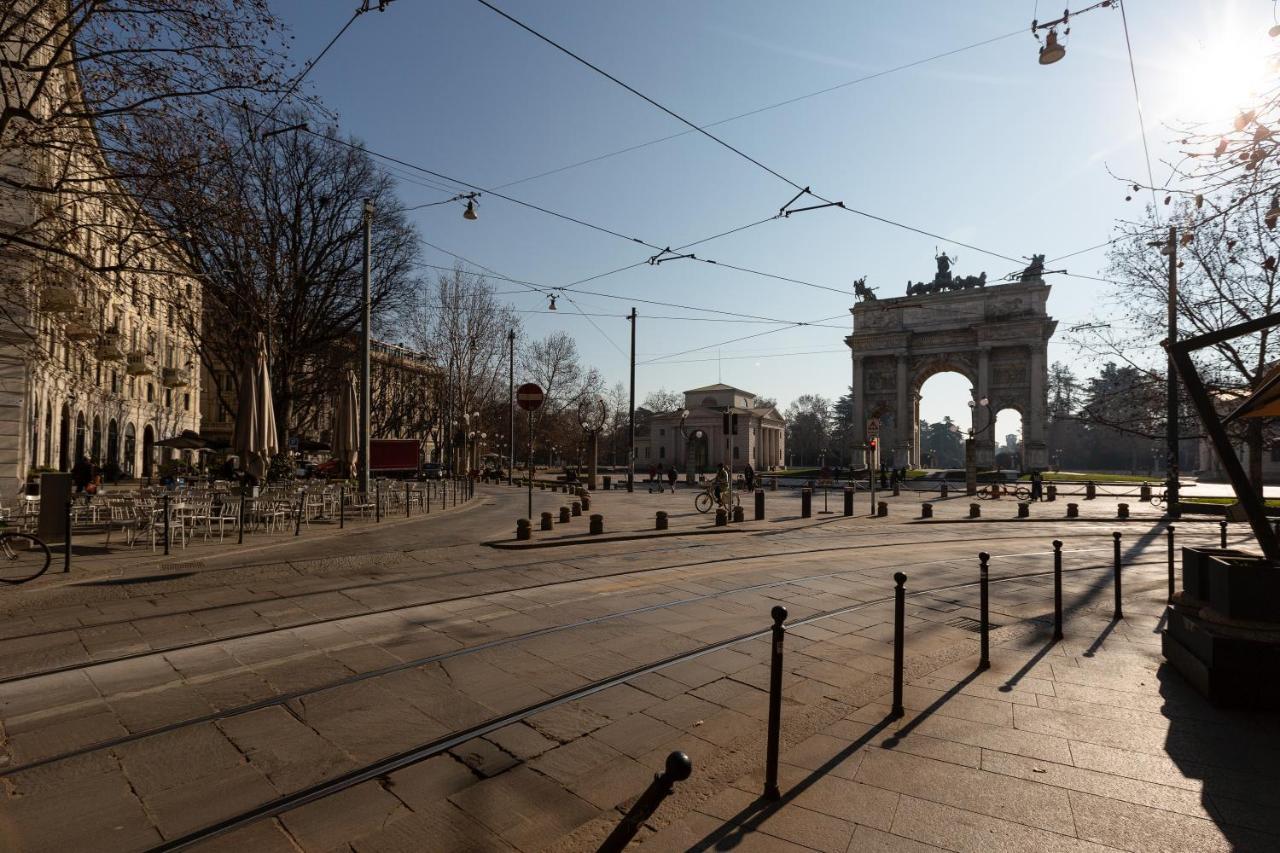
[578,397,607,490]
[676,408,693,484]
[966,396,991,496]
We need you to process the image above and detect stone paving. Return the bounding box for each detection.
[0,481,1262,852]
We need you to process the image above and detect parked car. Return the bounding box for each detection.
[419,462,445,480]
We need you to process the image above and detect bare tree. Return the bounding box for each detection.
[1,0,285,294]
[135,107,422,446]
[642,388,682,412]
[520,331,602,464]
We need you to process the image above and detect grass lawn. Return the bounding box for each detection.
[1022,471,1158,483]
[1181,496,1280,507]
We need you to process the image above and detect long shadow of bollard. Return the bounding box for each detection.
[998,638,1058,693]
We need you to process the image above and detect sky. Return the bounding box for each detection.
[268,0,1277,441]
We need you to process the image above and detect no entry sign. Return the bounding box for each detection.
[517,383,545,411]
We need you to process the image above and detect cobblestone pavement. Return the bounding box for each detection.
[0,482,1262,852]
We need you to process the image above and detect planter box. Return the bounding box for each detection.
[1207,554,1280,623]
[1181,546,1248,602]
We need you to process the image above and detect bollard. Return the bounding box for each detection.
[655,511,668,530]
[597,751,693,853]
[581,494,590,512]
[921,502,933,519]
[844,487,853,517]
[892,572,907,718]
[1220,520,1228,549]
[978,552,990,670]
[763,605,787,801]
[295,493,303,536]
[770,477,778,491]
[1052,539,1064,641]
[339,485,345,529]
[406,483,411,518]
[590,513,604,534]
[559,506,570,524]
[516,518,531,541]
[940,481,949,499]
[1113,531,1124,620]
[572,501,582,517]
[801,488,812,518]
[969,502,981,519]
[1046,483,1057,502]
[1017,502,1029,518]
[715,508,727,527]
[1086,481,1097,500]
[755,489,765,521]
[1140,482,1152,502]
[877,501,888,517]
[1066,502,1078,518]
[540,511,553,531]
[1117,502,1129,519]
[603,475,611,490]
[163,492,170,556]
[1166,525,1176,603]
[63,499,72,573]
[893,482,901,497]
[732,505,745,523]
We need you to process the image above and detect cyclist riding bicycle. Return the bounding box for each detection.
[713,463,730,508]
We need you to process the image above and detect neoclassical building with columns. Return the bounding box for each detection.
[636,384,785,473]
[0,9,201,492]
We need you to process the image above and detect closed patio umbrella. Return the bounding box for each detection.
[231,334,279,483]
[332,370,358,478]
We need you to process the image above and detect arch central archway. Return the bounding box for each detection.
[847,262,1056,470]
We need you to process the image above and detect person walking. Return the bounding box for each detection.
[667,465,678,493]
[743,462,755,492]
[71,455,93,494]
[1030,468,1043,501]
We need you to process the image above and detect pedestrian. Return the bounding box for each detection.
[743,462,755,492]
[71,455,93,494]
[667,465,678,493]
[1030,468,1043,502]
[713,462,729,509]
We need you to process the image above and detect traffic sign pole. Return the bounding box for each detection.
[516,383,545,521]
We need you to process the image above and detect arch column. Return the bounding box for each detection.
[895,356,910,468]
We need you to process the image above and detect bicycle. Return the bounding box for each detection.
[976,482,1031,501]
[0,525,51,584]
[694,483,741,514]
[1149,489,1167,509]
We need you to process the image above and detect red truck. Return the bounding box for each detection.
[369,439,421,475]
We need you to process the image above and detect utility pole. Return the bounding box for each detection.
[628,307,636,493]
[508,329,515,485]
[359,199,373,494]
[1166,225,1181,516]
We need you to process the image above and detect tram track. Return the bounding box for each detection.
[0,542,1168,782]
[0,528,1183,685]
[143,551,1175,853]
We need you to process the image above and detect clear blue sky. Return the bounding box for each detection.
[271,0,1273,439]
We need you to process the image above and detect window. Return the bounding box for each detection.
[731,414,739,435]
[164,388,172,408]
[659,446,665,459]
[733,446,740,459]
[644,447,650,459]
[183,393,190,411]
[1272,446,1280,463]
[146,383,154,402]
[659,429,665,437]
[148,294,156,316]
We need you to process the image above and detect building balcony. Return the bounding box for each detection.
[126,351,154,376]
[40,286,79,313]
[161,366,187,388]
[64,314,96,341]
[95,330,125,361]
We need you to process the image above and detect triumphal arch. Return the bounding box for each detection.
[846,254,1057,470]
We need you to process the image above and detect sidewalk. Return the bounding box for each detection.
[642,573,1280,852]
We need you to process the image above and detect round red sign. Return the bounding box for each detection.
[516,382,545,411]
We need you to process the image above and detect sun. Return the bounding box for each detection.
[1173,29,1275,124]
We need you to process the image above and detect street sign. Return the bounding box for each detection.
[517,382,545,411]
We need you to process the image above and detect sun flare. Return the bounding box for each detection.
[1174,30,1275,123]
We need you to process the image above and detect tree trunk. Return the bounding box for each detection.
[1247,418,1265,497]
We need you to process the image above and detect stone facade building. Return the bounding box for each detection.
[636,384,785,473]
[0,7,200,492]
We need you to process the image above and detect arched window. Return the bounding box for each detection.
[29,402,39,468]
[123,423,136,477]
[142,425,155,479]
[74,412,86,462]
[43,407,52,467]
[91,416,102,463]
[107,419,119,466]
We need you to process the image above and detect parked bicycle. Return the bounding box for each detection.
[0,525,51,584]
[1149,488,1168,509]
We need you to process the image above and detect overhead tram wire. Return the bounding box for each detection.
[483,28,1027,194]
[640,313,849,366]
[471,0,1025,265]
[1118,0,1161,217]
